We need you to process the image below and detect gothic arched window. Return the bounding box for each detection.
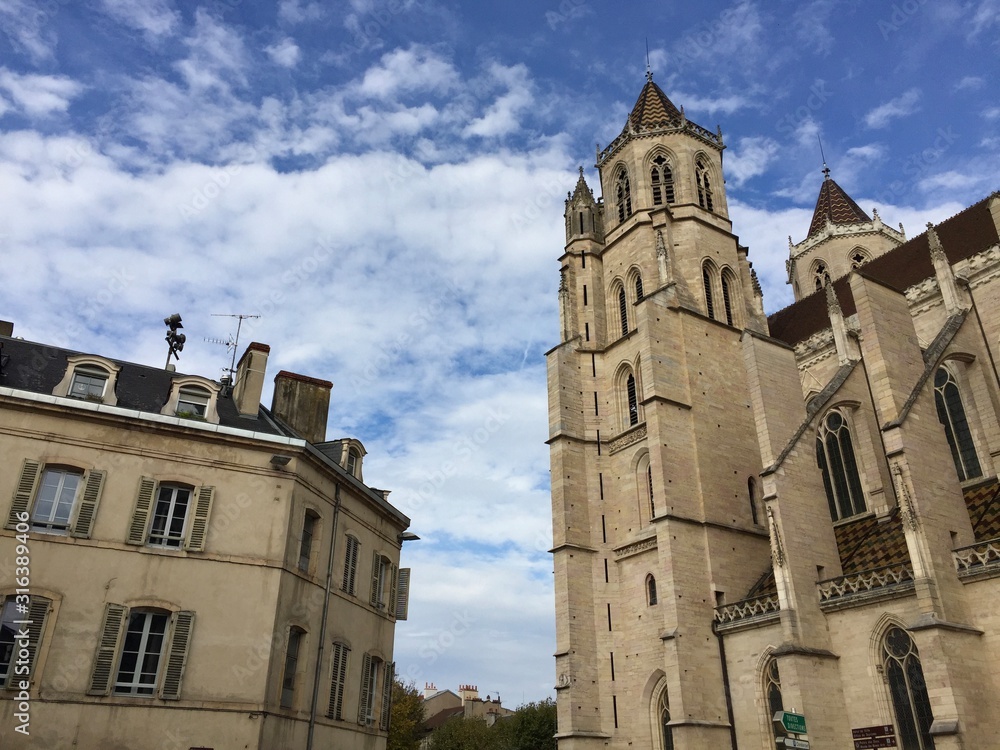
[748,477,759,525]
[882,626,935,750]
[646,574,658,606]
[851,248,870,269]
[934,366,982,482]
[721,269,736,326]
[635,274,644,302]
[816,409,867,521]
[618,286,629,337]
[627,373,638,427]
[659,687,674,750]
[696,158,714,211]
[650,155,675,206]
[702,261,716,320]
[814,261,831,291]
[764,659,783,743]
[615,168,632,223]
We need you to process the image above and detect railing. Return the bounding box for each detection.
[818,563,914,606]
[953,539,1000,579]
[714,593,780,628]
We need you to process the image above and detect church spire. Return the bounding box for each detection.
[806,171,871,239]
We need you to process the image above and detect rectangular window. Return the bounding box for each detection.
[148,485,191,547]
[359,653,380,725]
[299,512,317,571]
[176,388,208,417]
[281,628,302,708]
[0,599,17,685]
[342,535,359,594]
[31,468,83,534]
[69,369,108,400]
[0,596,49,689]
[327,642,350,720]
[114,611,169,696]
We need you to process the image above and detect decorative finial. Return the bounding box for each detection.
[872,207,880,220]
[825,277,841,316]
[926,222,946,261]
[819,135,830,179]
[578,165,585,177]
[822,163,831,180]
[645,38,652,81]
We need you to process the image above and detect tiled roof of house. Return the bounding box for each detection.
[769,194,1000,346]
[628,77,683,131]
[806,174,871,238]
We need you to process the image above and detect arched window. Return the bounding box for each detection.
[702,262,716,319]
[816,410,867,521]
[851,248,870,268]
[696,158,713,211]
[764,659,783,742]
[882,626,935,749]
[646,574,658,606]
[650,155,675,206]
[635,274,644,302]
[346,447,361,477]
[619,286,629,336]
[659,687,674,750]
[627,373,638,427]
[648,464,655,518]
[934,366,982,482]
[748,477,760,525]
[721,270,736,326]
[814,261,831,291]
[615,168,632,222]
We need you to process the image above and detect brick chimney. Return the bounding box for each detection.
[271,371,332,444]
[232,343,270,416]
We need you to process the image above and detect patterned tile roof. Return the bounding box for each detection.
[834,511,909,574]
[964,478,1000,542]
[628,76,683,131]
[806,174,872,238]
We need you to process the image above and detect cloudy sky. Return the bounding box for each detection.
[1,0,998,705]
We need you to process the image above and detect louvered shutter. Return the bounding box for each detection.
[369,551,381,607]
[327,643,350,720]
[185,486,214,551]
[387,564,398,618]
[358,652,373,724]
[88,603,127,695]
[4,596,50,688]
[71,469,105,538]
[126,477,156,545]
[343,536,359,594]
[160,611,194,699]
[6,459,40,529]
[380,661,394,730]
[395,568,411,621]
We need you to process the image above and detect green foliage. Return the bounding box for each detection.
[426,698,557,750]
[387,679,425,750]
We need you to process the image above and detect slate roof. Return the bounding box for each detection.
[628,77,683,131]
[0,334,283,435]
[806,174,871,238]
[769,194,1000,346]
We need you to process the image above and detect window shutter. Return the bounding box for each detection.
[327,643,350,720]
[185,486,214,552]
[71,469,106,538]
[8,596,50,689]
[126,477,156,545]
[395,568,411,621]
[358,652,373,724]
[380,661,394,730]
[88,602,127,695]
[160,611,195,700]
[6,459,40,529]
[343,536,359,594]
[388,564,398,618]
[369,551,381,607]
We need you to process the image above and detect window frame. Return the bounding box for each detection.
[646,574,658,606]
[113,609,170,697]
[882,626,935,750]
[695,157,714,212]
[933,364,983,483]
[29,466,84,535]
[816,408,869,522]
[649,153,675,207]
[52,355,121,406]
[160,376,221,424]
[5,459,105,539]
[299,509,320,572]
[126,478,215,552]
[614,167,632,223]
[68,366,110,401]
[148,484,193,548]
[281,626,305,709]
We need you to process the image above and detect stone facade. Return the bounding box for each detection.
[548,76,1000,750]
[0,331,411,749]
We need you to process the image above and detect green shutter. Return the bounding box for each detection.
[3,596,50,689]
[388,564,398,618]
[6,459,40,529]
[327,642,350,720]
[369,551,381,607]
[160,611,194,699]
[358,652,373,724]
[395,568,411,621]
[185,486,214,552]
[380,661,394,730]
[88,603,127,695]
[71,469,105,538]
[126,477,156,545]
[343,535,359,594]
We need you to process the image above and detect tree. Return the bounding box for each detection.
[425,698,557,750]
[387,679,425,750]
[507,699,557,750]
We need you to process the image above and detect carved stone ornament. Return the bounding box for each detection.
[608,424,647,453]
[766,504,786,567]
[614,537,657,558]
[891,463,918,531]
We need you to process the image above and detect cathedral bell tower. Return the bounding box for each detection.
[548,76,772,750]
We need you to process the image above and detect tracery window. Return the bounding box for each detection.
[764,659,783,742]
[816,410,867,521]
[659,688,674,750]
[650,155,675,206]
[814,261,831,291]
[615,169,632,222]
[882,627,935,750]
[627,373,638,427]
[702,262,716,319]
[851,248,870,268]
[696,158,713,211]
[933,366,982,482]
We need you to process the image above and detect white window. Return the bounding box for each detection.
[5,460,105,539]
[359,652,381,725]
[369,552,399,616]
[89,604,194,699]
[126,479,215,551]
[69,366,109,401]
[0,599,18,686]
[176,387,209,418]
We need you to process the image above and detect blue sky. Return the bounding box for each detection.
[1,0,998,705]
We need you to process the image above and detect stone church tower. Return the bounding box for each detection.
[549,75,1000,750]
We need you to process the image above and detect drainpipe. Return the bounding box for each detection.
[715,625,739,750]
[307,484,342,750]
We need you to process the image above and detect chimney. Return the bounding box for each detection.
[423,683,437,700]
[233,342,270,416]
[0,321,12,337]
[271,371,332,444]
[458,684,479,704]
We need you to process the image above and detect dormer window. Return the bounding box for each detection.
[347,448,360,477]
[177,388,209,418]
[161,376,221,424]
[69,366,109,401]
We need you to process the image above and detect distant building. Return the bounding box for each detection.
[420,682,513,745]
[0,325,411,748]
[548,74,1000,750]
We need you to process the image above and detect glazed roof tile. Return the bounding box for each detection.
[628,77,683,131]
[806,175,871,238]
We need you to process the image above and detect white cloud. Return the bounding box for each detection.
[174,9,249,92]
[970,0,1000,37]
[100,0,180,38]
[955,76,985,91]
[864,88,921,129]
[982,106,1000,121]
[265,38,301,68]
[673,90,752,116]
[278,0,323,23]
[0,0,57,62]
[0,69,83,117]
[726,136,780,186]
[917,170,985,192]
[792,0,836,55]
[356,47,460,100]
[463,63,534,138]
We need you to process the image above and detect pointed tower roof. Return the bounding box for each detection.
[568,166,595,205]
[628,72,683,131]
[807,169,871,238]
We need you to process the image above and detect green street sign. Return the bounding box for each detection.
[773,711,807,735]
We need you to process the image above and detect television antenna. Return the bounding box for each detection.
[205,313,260,381]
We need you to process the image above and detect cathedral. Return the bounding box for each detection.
[546,74,1000,750]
